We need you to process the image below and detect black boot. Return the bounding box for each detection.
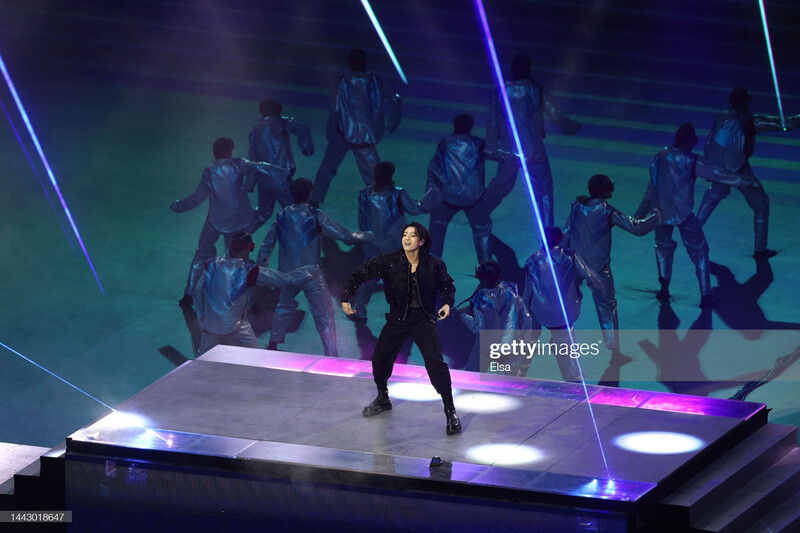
[441,391,462,435]
[363,389,391,417]
[445,407,462,435]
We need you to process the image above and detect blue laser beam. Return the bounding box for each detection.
[757,0,786,129]
[1,341,115,411]
[360,0,409,85]
[0,96,76,251]
[1,341,171,444]
[0,53,104,292]
[472,0,611,480]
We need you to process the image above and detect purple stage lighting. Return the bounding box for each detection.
[0,53,104,292]
[758,0,786,129]
[472,0,610,479]
[360,0,409,85]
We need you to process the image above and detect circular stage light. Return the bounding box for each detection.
[613,431,705,455]
[454,392,522,414]
[387,382,457,401]
[466,443,545,466]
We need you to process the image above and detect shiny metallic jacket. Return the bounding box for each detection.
[328,71,401,145]
[522,246,601,329]
[460,281,533,334]
[636,147,749,226]
[257,204,373,271]
[562,197,658,272]
[358,185,425,257]
[248,115,314,174]
[426,133,486,207]
[171,158,277,233]
[342,249,455,322]
[194,256,289,335]
[704,109,798,171]
[486,78,576,159]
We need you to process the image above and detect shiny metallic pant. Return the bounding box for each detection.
[429,199,492,263]
[249,174,293,232]
[184,220,237,296]
[312,135,379,203]
[270,265,338,357]
[655,215,711,296]
[198,322,259,355]
[586,264,619,351]
[696,164,769,253]
[483,151,553,226]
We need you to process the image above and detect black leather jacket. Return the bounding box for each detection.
[342,249,455,321]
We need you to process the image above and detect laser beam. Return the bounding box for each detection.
[1,341,170,444]
[0,52,104,292]
[472,0,611,480]
[360,0,409,85]
[0,96,76,251]
[1,341,115,411]
[757,0,786,129]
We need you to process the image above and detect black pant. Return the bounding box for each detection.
[372,308,452,396]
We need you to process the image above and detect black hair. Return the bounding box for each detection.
[213,137,235,159]
[402,222,432,255]
[373,161,396,190]
[729,87,751,112]
[348,48,368,71]
[259,99,282,118]
[229,232,255,255]
[588,174,614,198]
[543,227,562,249]
[290,177,314,204]
[674,122,698,149]
[452,113,474,134]
[476,260,502,288]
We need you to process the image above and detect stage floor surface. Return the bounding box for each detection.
[66,346,765,512]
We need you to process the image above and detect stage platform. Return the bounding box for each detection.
[63,346,768,532]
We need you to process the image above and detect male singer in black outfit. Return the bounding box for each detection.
[342,222,462,434]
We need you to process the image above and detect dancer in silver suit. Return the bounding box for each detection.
[635,123,749,307]
[562,174,659,358]
[171,137,285,307]
[523,227,602,382]
[349,161,426,320]
[312,48,401,203]
[696,88,799,258]
[257,178,373,357]
[457,261,534,375]
[427,113,492,264]
[248,99,313,230]
[484,54,581,224]
[194,233,302,355]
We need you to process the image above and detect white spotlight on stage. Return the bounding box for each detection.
[613,431,705,455]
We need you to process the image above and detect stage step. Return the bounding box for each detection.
[690,446,800,532]
[661,424,798,523]
[0,442,67,512]
[745,487,800,533]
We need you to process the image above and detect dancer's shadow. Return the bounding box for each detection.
[490,233,526,290]
[320,236,367,300]
[638,301,716,395]
[180,304,202,356]
[710,258,800,333]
